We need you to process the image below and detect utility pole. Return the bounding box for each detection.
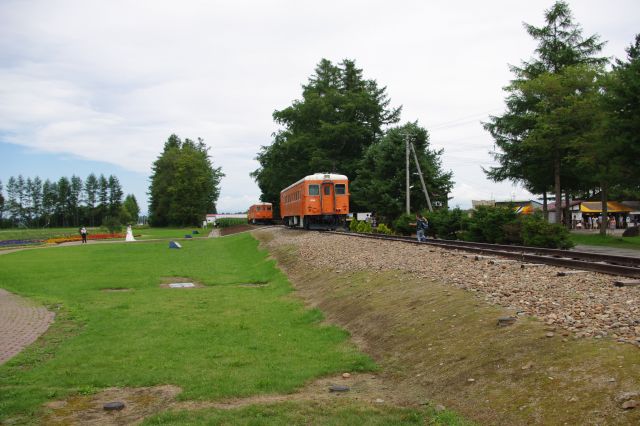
[409,141,433,212]
[406,134,410,215]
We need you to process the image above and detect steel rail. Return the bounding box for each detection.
[325,231,640,279]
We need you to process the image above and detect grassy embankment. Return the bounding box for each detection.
[570,232,640,250]
[0,234,461,424]
[255,230,640,425]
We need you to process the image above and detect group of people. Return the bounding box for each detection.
[576,215,637,230]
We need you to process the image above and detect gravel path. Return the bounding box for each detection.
[265,229,640,346]
[0,289,55,364]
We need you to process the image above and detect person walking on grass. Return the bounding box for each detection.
[416,214,428,242]
[80,226,88,244]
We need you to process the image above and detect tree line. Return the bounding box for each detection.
[251,59,453,222]
[485,1,639,234]
[0,174,139,229]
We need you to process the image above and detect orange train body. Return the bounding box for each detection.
[280,173,349,230]
[247,202,273,224]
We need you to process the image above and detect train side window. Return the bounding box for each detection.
[324,185,330,195]
[335,184,345,195]
[309,185,319,195]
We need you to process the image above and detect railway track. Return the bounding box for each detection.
[326,231,640,279]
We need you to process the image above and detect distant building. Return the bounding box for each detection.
[205,213,247,225]
[471,200,495,208]
[548,200,633,228]
[495,200,542,215]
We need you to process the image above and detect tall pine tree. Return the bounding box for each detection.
[252,59,400,212]
[484,1,607,224]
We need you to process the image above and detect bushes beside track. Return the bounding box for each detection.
[424,206,573,249]
[216,218,248,228]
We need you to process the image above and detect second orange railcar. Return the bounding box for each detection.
[247,202,273,224]
[280,173,349,230]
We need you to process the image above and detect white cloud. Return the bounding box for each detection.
[1,0,639,213]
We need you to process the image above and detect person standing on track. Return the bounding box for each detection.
[416,214,428,242]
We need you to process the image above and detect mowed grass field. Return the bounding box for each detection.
[0,234,443,424]
[133,227,208,240]
[570,232,640,250]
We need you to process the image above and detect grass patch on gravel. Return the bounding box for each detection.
[570,232,640,250]
[0,234,375,423]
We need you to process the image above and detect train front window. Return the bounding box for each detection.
[324,185,330,195]
[309,185,319,195]
[335,184,345,195]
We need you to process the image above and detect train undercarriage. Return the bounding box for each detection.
[283,214,347,230]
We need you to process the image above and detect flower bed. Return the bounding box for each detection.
[0,239,45,247]
[46,233,126,244]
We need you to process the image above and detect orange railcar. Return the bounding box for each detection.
[280,173,349,230]
[247,202,273,224]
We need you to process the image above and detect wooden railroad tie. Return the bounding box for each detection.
[557,270,589,277]
[521,263,545,269]
[613,279,640,287]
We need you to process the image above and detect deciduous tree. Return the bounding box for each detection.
[123,194,140,224]
[149,134,224,226]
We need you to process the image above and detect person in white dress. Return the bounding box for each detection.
[125,225,136,242]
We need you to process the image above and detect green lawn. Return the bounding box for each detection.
[570,232,640,250]
[0,235,376,423]
[133,227,208,240]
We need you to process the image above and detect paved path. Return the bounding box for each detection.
[573,245,640,258]
[0,289,55,364]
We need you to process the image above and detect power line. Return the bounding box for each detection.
[426,107,502,131]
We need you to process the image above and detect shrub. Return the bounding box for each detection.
[375,223,393,235]
[464,205,518,244]
[356,220,372,233]
[520,214,574,249]
[426,208,465,239]
[502,221,523,245]
[349,219,359,232]
[393,213,415,236]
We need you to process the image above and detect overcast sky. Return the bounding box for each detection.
[1,0,638,214]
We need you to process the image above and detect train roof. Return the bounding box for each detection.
[280,173,348,193]
[251,202,272,206]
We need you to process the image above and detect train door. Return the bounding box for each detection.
[321,182,334,214]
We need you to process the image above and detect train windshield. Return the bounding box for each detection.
[335,184,345,195]
[309,185,320,195]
